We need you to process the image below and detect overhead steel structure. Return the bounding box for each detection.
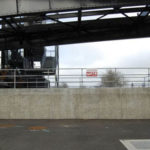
[0,0,150,17]
[0,0,150,49]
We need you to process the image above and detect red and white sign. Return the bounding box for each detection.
[86,69,98,77]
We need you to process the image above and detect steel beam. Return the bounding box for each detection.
[0,16,150,49]
[0,0,150,17]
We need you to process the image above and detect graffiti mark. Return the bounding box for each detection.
[61,124,78,128]
[28,126,48,131]
[15,125,24,128]
[42,129,50,133]
[0,124,15,128]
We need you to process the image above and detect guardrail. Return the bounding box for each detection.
[0,68,150,88]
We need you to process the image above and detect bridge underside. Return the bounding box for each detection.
[0,0,150,49]
[0,0,150,17]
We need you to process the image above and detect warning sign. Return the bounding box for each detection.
[86,69,98,77]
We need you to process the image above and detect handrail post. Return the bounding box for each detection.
[115,68,117,87]
[27,79,28,88]
[48,69,50,88]
[81,68,83,88]
[36,78,37,88]
[148,68,150,87]
[14,69,16,88]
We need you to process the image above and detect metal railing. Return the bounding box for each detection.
[0,68,150,88]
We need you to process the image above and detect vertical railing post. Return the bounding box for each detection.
[36,78,37,88]
[81,68,83,88]
[115,68,117,87]
[27,79,28,88]
[48,69,50,88]
[55,68,57,88]
[148,68,150,87]
[123,76,124,88]
[14,69,16,88]
[57,68,59,88]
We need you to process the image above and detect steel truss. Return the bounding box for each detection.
[0,3,150,49]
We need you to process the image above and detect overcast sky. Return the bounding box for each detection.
[59,37,150,68]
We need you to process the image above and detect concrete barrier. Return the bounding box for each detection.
[0,88,150,119]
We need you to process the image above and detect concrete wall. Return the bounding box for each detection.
[0,88,150,119]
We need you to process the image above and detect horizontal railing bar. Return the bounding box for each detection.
[0,68,149,88]
[0,81,145,84]
[0,67,150,70]
[0,75,149,77]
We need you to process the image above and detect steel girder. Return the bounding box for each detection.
[0,0,150,17]
[0,1,150,49]
[1,15,150,49]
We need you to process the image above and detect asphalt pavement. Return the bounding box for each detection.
[0,120,150,150]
